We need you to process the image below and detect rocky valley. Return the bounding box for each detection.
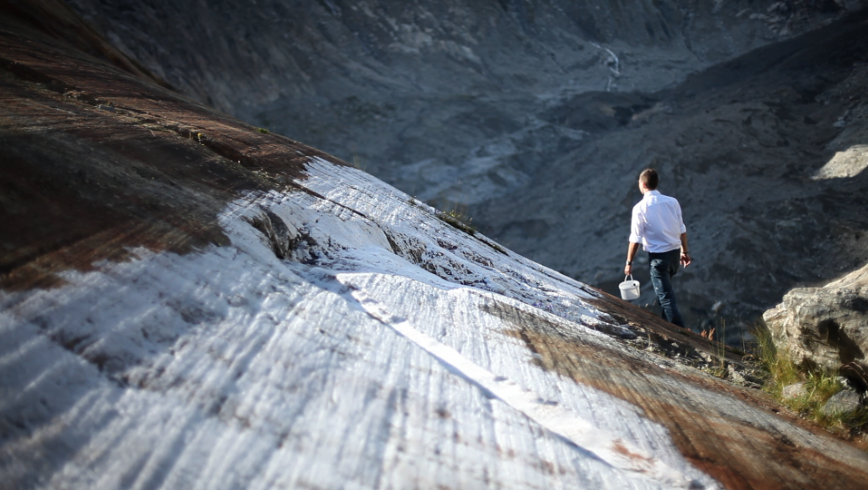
[64,0,868,334]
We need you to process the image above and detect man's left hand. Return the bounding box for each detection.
[681,253,692,267]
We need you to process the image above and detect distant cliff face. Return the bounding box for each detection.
[66,0,868,333]
[67,0,845,185]
[67,0,813,112]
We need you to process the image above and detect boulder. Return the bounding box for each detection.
[763,263,868,374]
[782,382,808,400]
[821,390,864,418]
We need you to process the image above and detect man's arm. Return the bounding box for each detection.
[626,203,643,276]
[680,232,691,267]
[625,242,640,276]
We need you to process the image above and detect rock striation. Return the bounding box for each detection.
[3,2,868,489]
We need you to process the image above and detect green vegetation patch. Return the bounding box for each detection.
[436,207,476,236]
[752,321,868,449]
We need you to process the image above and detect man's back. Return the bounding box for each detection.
[629,190,685,253]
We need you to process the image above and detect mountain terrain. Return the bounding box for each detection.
[63,0,868,336]
[4,1,868,488]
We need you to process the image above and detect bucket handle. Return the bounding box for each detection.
[624,274,634,282]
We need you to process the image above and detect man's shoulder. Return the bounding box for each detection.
[654,192,680,205]
[635,191,680,210]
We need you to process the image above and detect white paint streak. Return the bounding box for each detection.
[346,283,694,488]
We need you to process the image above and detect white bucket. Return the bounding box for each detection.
[619,275,640,300]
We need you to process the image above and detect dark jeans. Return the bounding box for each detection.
[648,249,685,328]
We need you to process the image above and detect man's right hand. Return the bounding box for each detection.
[624,264,632,276]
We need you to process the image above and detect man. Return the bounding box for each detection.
[624,168,691,327]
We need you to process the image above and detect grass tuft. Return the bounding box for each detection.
[751,320,868,444]
[436,204,476,236]
[752,320,801,396]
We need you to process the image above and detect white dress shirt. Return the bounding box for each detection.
[629,190,686,253]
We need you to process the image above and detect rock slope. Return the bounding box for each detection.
[3,2,868,489]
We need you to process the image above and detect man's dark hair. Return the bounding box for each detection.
[639,168,658,190]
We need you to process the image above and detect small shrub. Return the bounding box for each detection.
[703,319,730,378]
[435,204,476,236]
[437,210,476,235]
[785,372,842,414]
[752,320,801,397]
[751,321,868,436]
[352,154,366,171]
[257,127,270,134]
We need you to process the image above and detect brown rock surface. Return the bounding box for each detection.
[0,0,336,292]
